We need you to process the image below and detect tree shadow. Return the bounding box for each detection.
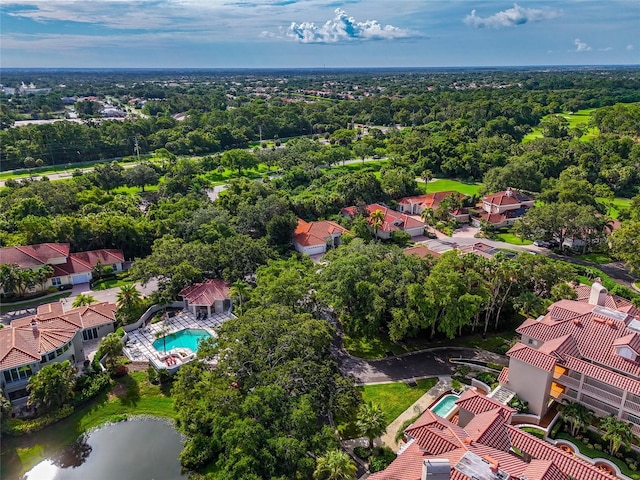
[51,433,92,468]
[114,374,140,407]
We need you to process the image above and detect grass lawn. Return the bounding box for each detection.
[522,109,599,143]
[91,274,134,291]
[200,163,277,186]
[494,232,533,245]
[577,253,614,264]
[343,334,409,359]
[599,196,631,219]
[418,178,483,196]
[1,371,175,478]
[111,184,160,195]
[328,159,389,174]
[0,292,71,314]
[338,378,438,439]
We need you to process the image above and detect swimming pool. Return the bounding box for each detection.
[152,328,212,354]
[430,394,459,418]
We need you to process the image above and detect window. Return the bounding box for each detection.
[83,328,98,341]
[51,277,62,286]
[111,264,118,271]
[56,348,63,356]
[48,352,55,361]
[3,365,33,383]
[41,355,47,364]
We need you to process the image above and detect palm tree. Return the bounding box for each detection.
[313,449,357,480]
[559,401,594,436]
[99,332,124,374]
[369,209,385,239]
[0,263,21,296]
[356,401,387,450]
[600,415,634,456]
[72,293,98,308]
[229,280,250,315]
[116,284,142,312]
[420,207,436,233]
[420,169,433,188]
[15,268,38,297]
[35,265,54,292]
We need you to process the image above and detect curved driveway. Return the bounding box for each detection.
[333,343,507,385]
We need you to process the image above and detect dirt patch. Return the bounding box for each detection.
[127,361,150,372]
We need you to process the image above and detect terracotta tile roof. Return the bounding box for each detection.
[0,243,70,268]
[398,191,465,210]
[292,218,351,247]
[498,366,509,384]
[179,279,230,306]
[370,400,612,480]
[613,332,640,353]
[483,188,533,206]
[473,208,529,225]
[1,302,116,370]
[70,249,124,267]
[464,409,512,451]
[341,203,425,233]
[506,343,557,371]
[575,284,640,317]
[455,389,515,419]
[403,245,441,258]
[564,355,640,395]
[537,334,581,359]
[507,425,613,480]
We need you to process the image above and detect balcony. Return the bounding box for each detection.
[582,383,623,405]
[556,374,579,389]
[624,399,640,414]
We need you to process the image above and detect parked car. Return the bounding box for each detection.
[533,240,551,247]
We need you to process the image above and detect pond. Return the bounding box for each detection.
[20,418,186,480]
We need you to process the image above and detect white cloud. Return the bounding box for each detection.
[574,38,591,52]
[627,44,635,50]
[464,3,560,29]
[287,8,416,43]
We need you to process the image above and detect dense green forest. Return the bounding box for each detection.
[1,68,640,478]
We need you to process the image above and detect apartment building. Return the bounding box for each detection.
[499,282,640,435]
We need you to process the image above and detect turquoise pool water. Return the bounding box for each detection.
[152,328,211,353]
[430,394,459,418]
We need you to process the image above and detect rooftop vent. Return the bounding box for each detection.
[588,282,608,306]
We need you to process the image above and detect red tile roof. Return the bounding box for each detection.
[0,243,70,268]
[0,302,116,370]
[341,203,425,233]
[403,245,441,258]
[575,284,640,317]
[506,343,557,371]
[398,191,465,210]
[179,279,230,306]
[455,389,515,419]
[483,188,533,206]
[292,218,351,247]
[370,398,612,480]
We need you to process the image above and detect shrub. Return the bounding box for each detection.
[148,365,159,384]
[354,446,371,459]
[368,446,396,473]
[4,405,74,436]
[72,372,111,406]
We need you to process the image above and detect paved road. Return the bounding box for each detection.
[334,345,506,385]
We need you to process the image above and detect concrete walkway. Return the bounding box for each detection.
[378,376,452,452]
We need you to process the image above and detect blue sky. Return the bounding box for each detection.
[1,1,638,68]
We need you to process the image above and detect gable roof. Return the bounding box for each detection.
[506,343,557,371]
[0,302,117,370]
[0,243,70,268]
[398,191,465,210]
[483,188,533,206]
[179,279,230,306]
[455,389,515,419]
[403,245,441,259]
[292,218,352,247]
[370,397,611,480]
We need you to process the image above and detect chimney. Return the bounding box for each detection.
[588,282,608,306]
[422,459,450,480]
[30,319,38,331]
[506,187,513,197]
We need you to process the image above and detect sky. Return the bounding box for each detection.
[1,0,639,68]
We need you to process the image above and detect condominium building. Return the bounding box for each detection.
[499,282,640,435]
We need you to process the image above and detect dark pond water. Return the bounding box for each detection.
[21,418,186,480]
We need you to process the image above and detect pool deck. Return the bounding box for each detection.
[123,310,233,363]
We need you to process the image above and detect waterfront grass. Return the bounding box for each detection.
[1,372,175,478]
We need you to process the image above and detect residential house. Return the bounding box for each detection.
[397,191,470,223]
[471,187,535,229]
[179,279,231,317]
[0,301,117,404]
[499,281,640,435]
[370,390,612,480]
[292,218,352,256]
[341,203,425,239]
[0,243,125,290]
[403,245,442,259]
